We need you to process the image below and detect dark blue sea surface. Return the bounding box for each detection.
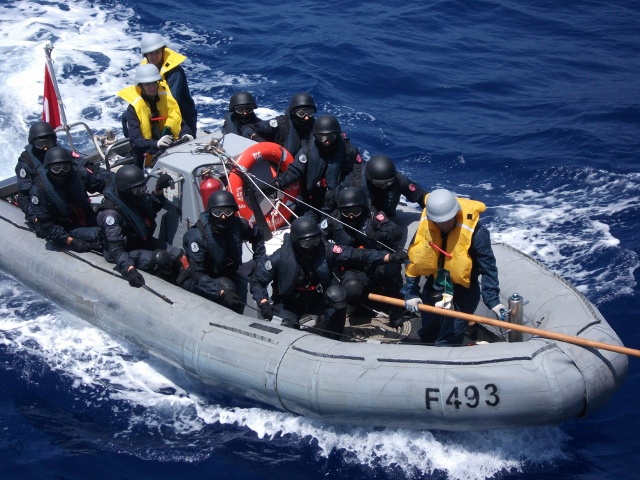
[0,0,639,478]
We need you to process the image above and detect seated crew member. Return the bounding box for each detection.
[264,114,361,218]
[332,154,427,219]
[14,122,108,215]
[401,189,506,346]
[320,187,406,327]
[97,165,184,287]
[118,63,192,169]
[25,146,106,252]
[15,121,58,216]
[241,92,316,158]
[221,91,263,136]
[178,190,266,313]
[140,32,198,137]
[250,216,407,338]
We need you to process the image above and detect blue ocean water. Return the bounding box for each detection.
[0,0,639,478]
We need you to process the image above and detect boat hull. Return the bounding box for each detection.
[0,187,627,430]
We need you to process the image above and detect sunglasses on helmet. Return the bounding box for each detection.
[370,177,395,189]
[49,164,71,175]
[294,107,316,119]
[210,207,235,218]
[233,105,254,115]
[315,133,337,143]
[297,235,321,249]
[340,207,363,219]
[130,184,148,196]
[34,137,56,149]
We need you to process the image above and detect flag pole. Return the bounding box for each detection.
[43,42,76,151]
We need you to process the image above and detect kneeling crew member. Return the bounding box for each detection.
[178,190,266,313]
[250,216,407,338]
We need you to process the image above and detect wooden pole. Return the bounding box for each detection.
[368,293,640,358]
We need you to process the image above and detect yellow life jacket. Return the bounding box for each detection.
[406,197,486,287]
[117,82,182,139]
[141,48,186,78]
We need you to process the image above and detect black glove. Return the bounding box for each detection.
[261,179,279,196]
[388,250,409,263]
[156,173,174,189]
[69,238,92,253]
[220,290,243,310]
[125,268,145,288]
[259,301,275,320]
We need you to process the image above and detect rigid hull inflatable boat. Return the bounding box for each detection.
[0,130,628,431]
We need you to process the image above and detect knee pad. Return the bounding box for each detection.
[149,249,174,276]
[324,285,348,310]
[341,277,364,305]
[216,276,238,293]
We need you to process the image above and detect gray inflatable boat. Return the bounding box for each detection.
[0,131,627,431]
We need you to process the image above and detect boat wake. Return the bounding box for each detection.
[0,273,570,479]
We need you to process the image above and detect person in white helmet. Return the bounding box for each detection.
[118,63,192,168]
[401,189,506,346]
[140,32,198,137]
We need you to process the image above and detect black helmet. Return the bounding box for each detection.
[288,92,316,112]
[337,187,368,210]
[115,165,147,194]
[29,121,57,150]
[229,91,257,112]
[337,187,369,223]
[207,190,237,233]
[290,216,321,250]
[206,190,238,212]
[43,146,72,168]
[313,115,341,135]
[365,154,397,189]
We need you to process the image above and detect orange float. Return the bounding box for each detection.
[228,142,300,230]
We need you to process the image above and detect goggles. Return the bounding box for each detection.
[33,137,56,150]
[210,207,235,218]
[340,207,363,219]
[315,133,337,143]
[370,177,395,189]
[297,235,321,249]
[130,184,147,196]
[49,164,71,175]
[233,105,254,114]
[293,107,316,119]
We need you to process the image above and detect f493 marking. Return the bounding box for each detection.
[425,384,500,410]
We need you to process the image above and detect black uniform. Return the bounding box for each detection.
[164,65,198,138]
[275,134,362,217]
[26,165,106,248]
[15,145,108,217]
[250,235,388,337]
[334,171,427,218]
[221,111,262,136]
[179,212,266,312]
[97,182,182,276]
[320,210,405,320]
[241,112,314,158]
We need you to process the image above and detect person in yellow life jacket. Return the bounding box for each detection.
[118,63,192,169]
[140,33,198,137]
[401,188,506,346]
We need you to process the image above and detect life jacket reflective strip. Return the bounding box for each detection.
[117,83,182,139]
[406,197,486,287]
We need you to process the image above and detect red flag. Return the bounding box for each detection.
[42,64,61,128]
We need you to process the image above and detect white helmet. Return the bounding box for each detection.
[140,33,166,54]
[135,63,162,84]
[426,189,461,223]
